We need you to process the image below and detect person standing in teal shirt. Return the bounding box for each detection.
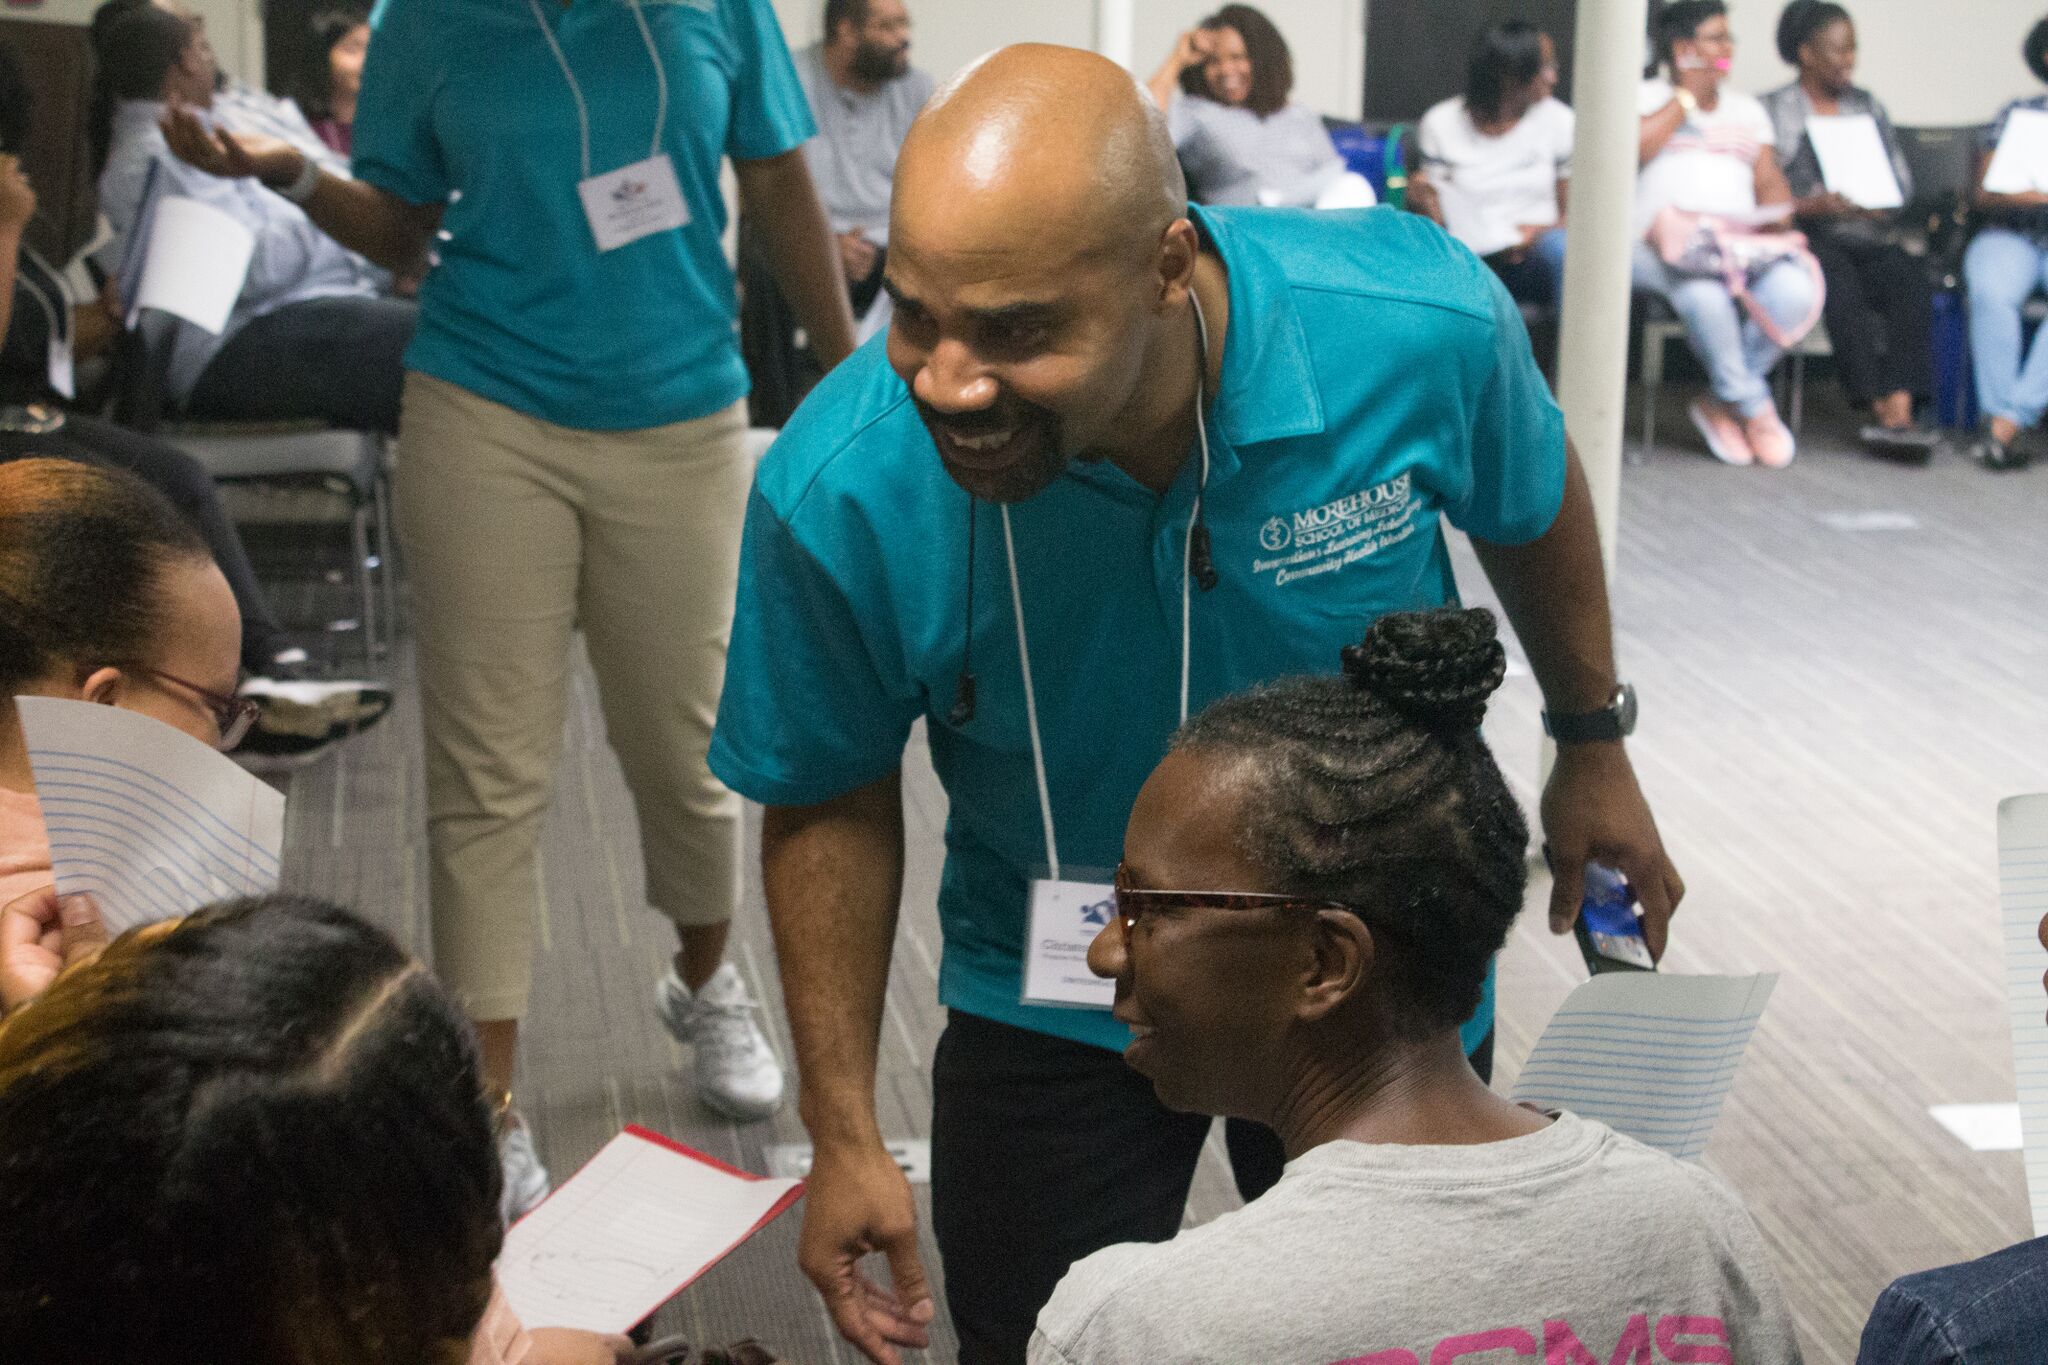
[161,0,858,1222]
[711,45,1682,1365]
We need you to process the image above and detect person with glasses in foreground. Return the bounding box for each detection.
[0,893,632,1364]
[0,458,257,910]
[1030,608,1801,1365]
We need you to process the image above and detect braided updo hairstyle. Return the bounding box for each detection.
[1174,607,1529,1039]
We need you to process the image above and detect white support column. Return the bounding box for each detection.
[1555,0,1648,576]
[1095,0,1136,71]
[1543,0,1646,782]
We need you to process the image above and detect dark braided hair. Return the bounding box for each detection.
[1175,607,1529,1039]
[1776,0,1851,66]
[0,896,503,1365]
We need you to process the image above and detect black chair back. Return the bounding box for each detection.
[1897,124,1986,282]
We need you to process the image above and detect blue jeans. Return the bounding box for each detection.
[1963,227,2048,427]
[1632,241,1819,418]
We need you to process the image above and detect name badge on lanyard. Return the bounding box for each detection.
[578,154,689,253]
[529,0,686,255]
[1007,294,1216,1013]
[1024,874,1117,1009]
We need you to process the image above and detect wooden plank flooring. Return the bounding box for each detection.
[267,392,2044,1364]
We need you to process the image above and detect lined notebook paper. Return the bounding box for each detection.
[497,1126,804,1333]
[17,697,284,934]
[1998,794,2048,1236]
[1511,972,1777,1161]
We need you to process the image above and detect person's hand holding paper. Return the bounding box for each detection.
[0,886,108,1016]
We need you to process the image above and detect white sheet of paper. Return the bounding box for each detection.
[1985,108,2048,195]
[497,1126,803,1333]
[1997,794,2048,1235]
[16,696,284,934]
[1433,177,1523,258]
[134,196,255,335]
[1511,972,1776,1161]
[1806,114,1905,209]
[1022,878,1117,1008]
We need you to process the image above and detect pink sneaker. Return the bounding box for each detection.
[1689,398,1753,466]
[1744,407,1796,468]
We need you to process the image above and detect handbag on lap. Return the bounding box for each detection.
[1648,205,1827,350]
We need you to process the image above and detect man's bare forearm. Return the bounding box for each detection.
[1471,441,1617,715]
[736,150,857,370]
[761,770,906,1148]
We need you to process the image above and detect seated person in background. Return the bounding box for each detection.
[0,459,249,908]
[0,43,389,760]
[1763,0,1938,459]
[91,0,352,180]
[1411,22,1574,308]
[1031,608,1802,1365]
[793,0,932,322]
[1963,15,2048,472]
[93,7,412,435]
[1147,5,1365,209]
[0,893,634,1364]
[1634,0,1819,470]
[300,7,370,158]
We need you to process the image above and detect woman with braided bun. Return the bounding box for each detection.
[1030,608,1801,1365]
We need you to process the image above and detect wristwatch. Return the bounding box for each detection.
[1673,86,1699,116]
[1544,684,1637,744]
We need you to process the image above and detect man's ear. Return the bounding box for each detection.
[1297,910,1372,1024]
[1155,217,1201,310]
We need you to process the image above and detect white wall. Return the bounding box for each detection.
[1723,0,2033,128]
[772,0,1369,119]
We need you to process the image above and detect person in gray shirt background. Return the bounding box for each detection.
[1031,608,1801,1365]
[1145,4,1350,208]
[794,0,933,320]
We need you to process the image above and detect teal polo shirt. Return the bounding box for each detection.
[710,205,1565,1053]
[354,0,814,430]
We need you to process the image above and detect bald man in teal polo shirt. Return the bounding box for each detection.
[710,45,1683,1365]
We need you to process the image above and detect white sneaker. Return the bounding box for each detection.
[498,1115,551,1226]
[656,963,785,1122]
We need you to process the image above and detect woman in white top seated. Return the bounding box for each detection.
[1027,609,1802,1365]
[1635,0,1818,470]
[1145,5,1362,209]
[1413,22,1574,307]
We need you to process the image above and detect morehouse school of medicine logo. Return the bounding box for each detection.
[1252,473,1418,588]
[1078,896,1115,928]
[612,178,649,204]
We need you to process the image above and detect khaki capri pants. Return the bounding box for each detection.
[396,372,748,1021]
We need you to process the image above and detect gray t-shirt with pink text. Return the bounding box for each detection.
[1030,1111,1803,1365]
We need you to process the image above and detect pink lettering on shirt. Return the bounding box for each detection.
[1431,1328,1539,1363]
[1544,1315,1652,1365]
[1325,1353,1421,1365]
[1655,1316,1732,1364]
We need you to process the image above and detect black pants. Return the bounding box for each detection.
[928,1009,1495,1364]
[0,415,288,670]
[186,294,415,436]
[1806,228,1934,406]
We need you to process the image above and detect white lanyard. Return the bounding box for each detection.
[1004,291,1213,882]
[526,0,670,181]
